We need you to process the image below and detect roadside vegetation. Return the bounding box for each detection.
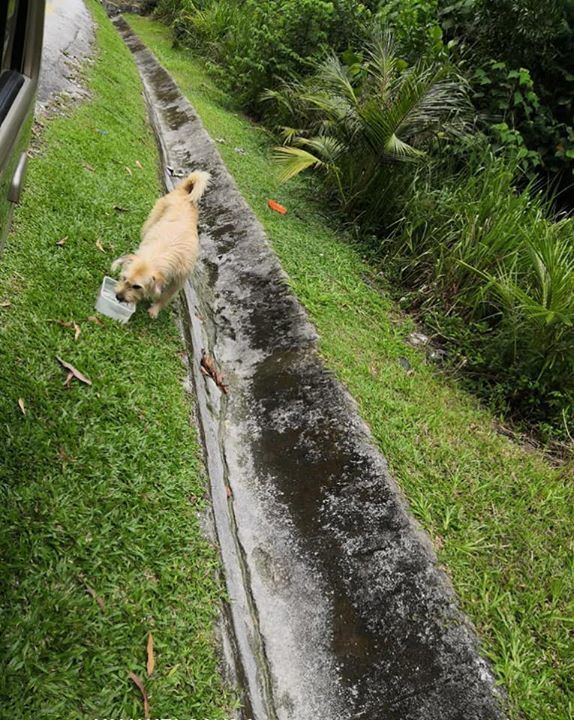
[153,0,574,443]
[127,14,573,720]
[0,3,231,718]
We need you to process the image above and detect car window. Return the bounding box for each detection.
[1,0,26,74]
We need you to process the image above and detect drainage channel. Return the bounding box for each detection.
[114,16,507,720]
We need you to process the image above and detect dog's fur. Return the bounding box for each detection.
[112,171,210,318]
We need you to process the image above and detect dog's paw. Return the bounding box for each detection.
[148,304,161,319]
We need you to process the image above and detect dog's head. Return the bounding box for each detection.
[111,254,164,305]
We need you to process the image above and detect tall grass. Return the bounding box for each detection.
[390,153,574,433]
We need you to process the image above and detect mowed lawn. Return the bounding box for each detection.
[126,15,574,720]
[0,3,232,719]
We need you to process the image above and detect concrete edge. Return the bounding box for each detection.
[113,15,508,720]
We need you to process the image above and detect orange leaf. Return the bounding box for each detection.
[146,632,155,676]
[128,672,150,720]
[267,199,287,215]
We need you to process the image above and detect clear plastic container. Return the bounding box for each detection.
[95,276,135,323]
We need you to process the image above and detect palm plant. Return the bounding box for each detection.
[264,31,469,227]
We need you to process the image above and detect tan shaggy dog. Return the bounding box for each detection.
[112,170,210,318]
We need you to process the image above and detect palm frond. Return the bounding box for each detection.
[273,145,324,182]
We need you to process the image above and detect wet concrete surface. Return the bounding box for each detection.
[37,0,94,110]
[114,16,507,720]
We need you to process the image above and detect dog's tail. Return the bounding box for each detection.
[179,171,210,205]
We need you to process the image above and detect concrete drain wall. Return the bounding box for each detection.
[114,17,506,720]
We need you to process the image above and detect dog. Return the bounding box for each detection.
[112,170,210,318]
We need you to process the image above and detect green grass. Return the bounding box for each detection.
[125,15,574,720]
[0,4,232,719]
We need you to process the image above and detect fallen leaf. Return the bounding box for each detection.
[200,349,228,395]
[267,199,287,215]
[56,236,68,246]
[87,315,103,326]
[146,633,155,676]
[128,672,150,720]
[56,356,92,386]
[64,371,74,388]
[58,447,76,464]
[83,163,95,173]
[135,160,143,169]
[125,166,133,176]
[85,584,105,610]
[114,205,128,213]
[0,300,11,308]
[18,398,26,415]
[95,238,106,253]
[225,485,233,498]
[51,319,81,341]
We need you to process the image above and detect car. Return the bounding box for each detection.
[0,1,45,253]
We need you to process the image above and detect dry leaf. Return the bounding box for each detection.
[225,484,233,498]
[0,300,11,308]
[18,398,26,415]
[135,160,143,169]
[128,672,150,720]
[85,584,105,610]
[87,315,103,326]
[56,356,92,386]
[58,447,76,464]
[146,632,155,676]
[125,166,133,176]
[200,349,228,395]
[95,239,106,253]
[56,236,68,246]
[83,163,95,173]
[51,319,81,341]
[267,199,287,215]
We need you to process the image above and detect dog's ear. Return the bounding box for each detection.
[111,254,136,272]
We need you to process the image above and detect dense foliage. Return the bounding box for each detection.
[153,0,574,439]
[155,0,374,112]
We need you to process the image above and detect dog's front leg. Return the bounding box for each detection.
[148,281,183,319]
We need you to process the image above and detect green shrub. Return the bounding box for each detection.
[267,31,468,228]
[390,151,574,433]
[156,0,374,114]
[439,0,574,184]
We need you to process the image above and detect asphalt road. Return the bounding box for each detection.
[37,0,94,109]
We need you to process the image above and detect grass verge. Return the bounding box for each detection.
[125,15,574,720]
[0,4,231,719]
